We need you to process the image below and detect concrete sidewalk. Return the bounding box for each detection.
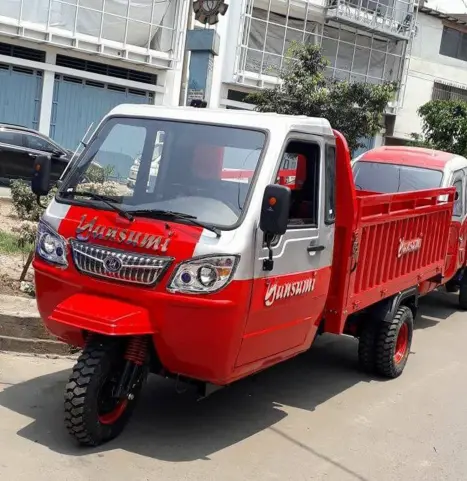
[0,294,69,355]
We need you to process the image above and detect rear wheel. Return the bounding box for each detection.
[374,306,413,379]
[459,276,467,310]
[64,340,143,447]
[445,279,458,293]
[357,320,378,374]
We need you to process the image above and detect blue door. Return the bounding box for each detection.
[352,136,376,158]
[50,75,154,150]
[0,63,43,129]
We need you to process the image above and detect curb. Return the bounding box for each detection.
[0,335,72,356]
[0,294,70,356]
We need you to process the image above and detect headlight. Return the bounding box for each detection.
[36,221,68,267]
[168,255,239,294]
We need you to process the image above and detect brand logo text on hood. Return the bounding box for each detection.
[76,215,171,252]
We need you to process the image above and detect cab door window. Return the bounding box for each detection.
[276,140,320,228]
[325,145,336,224]
[454,178,464,217]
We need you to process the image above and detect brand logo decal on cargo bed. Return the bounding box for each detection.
[398,238,422,258]
[76,215,171,252]
[265,277,316,307]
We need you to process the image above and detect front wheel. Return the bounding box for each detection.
[64,340,143,446]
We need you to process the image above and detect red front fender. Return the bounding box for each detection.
[49,293,153,336]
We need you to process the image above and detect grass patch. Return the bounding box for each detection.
[0,230,33,255]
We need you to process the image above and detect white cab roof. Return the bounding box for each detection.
[106,104,334,138]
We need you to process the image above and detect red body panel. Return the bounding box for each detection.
[358,146,455,170]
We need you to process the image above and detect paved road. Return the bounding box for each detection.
[1,290,467,481]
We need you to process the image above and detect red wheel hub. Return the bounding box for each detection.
[98,399,129,425]
[394,322,409,364]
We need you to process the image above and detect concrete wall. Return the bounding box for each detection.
[395,12,467,139]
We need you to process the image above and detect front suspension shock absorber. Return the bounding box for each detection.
[115,336,148,398]
[124,336,148,366]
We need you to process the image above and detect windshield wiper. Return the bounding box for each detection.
[61,190,134,222]
[127,209,221,237]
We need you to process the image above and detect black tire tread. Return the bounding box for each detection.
[64,340,138,447]
[358,321,378,374]
[374,306,413,379]
[459,277,467,310]
[64,343,111,446]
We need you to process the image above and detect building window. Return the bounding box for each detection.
[439,26,467,61]
[0,0,177,53]
[240,3,405,85]
[432,81,467,102]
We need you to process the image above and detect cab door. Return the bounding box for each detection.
[236,135,336,367]
[445,170,466,281]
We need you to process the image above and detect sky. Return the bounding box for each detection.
[424,0,467,13]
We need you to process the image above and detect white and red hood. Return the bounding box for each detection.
[43,201,207,268]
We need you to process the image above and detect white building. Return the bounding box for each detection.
[390,5,467,143]
[0,0,190,150]
[207,0,416,154]
[0,0,418,153]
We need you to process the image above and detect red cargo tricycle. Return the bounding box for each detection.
[30,105,455,446]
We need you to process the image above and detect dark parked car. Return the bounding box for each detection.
[0,123,73,184]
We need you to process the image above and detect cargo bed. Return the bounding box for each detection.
[324,131,455,334]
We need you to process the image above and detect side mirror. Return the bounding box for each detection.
[31,154,52,197]
[260,184,291,236]
[260,184,291,272]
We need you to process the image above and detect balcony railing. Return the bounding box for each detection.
[325,0,415,40]
[0,0,188,67]
[432,82,467,102]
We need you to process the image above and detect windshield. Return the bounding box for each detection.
[352,161,443,193]
[59,116,266,228]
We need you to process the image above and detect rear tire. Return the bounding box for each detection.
[374,306,413,379]
[358,320,378,374]
[459,276,467,310]
[445,279,458,293]
[64,340,142,447]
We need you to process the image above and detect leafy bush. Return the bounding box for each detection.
[10,180,57,222]
[12,220,38,247]
[10,178,129,243]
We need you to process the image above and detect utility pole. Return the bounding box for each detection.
[179,1,194,106]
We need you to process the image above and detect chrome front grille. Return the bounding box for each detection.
[70,240,172,286]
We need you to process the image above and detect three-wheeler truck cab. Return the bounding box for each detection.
[353,146,467,304]
[31,106,455,447]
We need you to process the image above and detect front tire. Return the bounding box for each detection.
[64,340,142,447]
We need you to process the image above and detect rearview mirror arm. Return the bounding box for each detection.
[35,194,49,209]
[263,233,275,272]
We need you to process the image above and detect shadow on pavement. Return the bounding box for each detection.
[415,289,460,330]
[0,334,370,466]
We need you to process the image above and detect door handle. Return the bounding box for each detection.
[28,153,37,158]
[307,245,325,253]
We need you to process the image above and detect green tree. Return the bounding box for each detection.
[415,100,467,155]
[247,43,397,153]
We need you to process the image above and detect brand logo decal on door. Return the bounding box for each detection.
[398,238,422,258]
[265,277,316,307]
